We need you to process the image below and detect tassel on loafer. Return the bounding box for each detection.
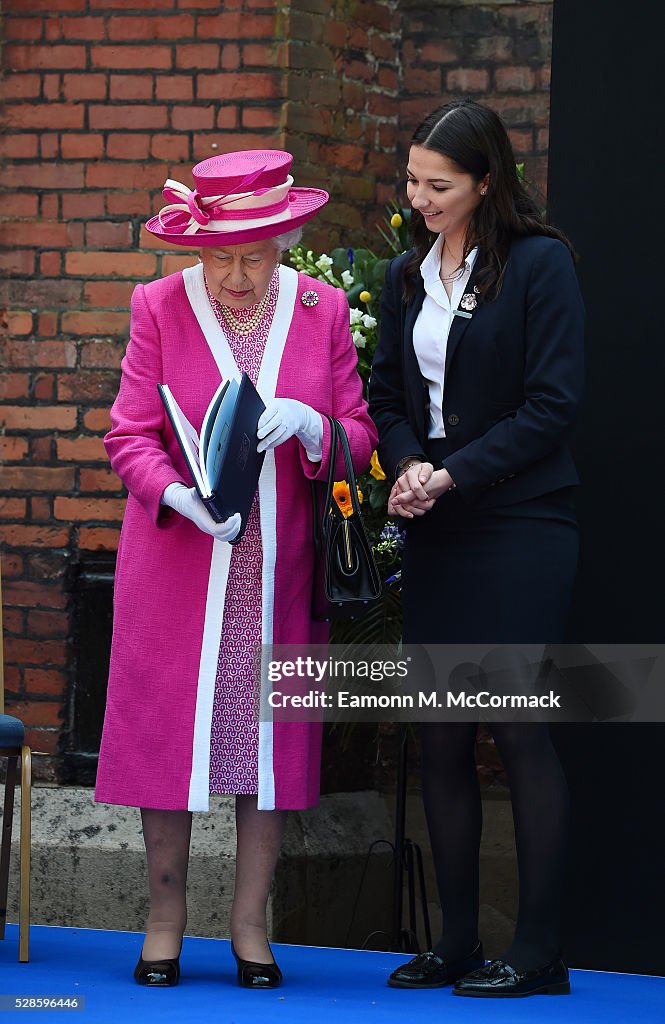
[453,957,571,997]
[387,942,485,988]
[133,954,181,987]
[231,941,283,989]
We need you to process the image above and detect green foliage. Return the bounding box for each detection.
[289,202,411,396]
[375,199,413,257]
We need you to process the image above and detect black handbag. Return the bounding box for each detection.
[311,416,382,621]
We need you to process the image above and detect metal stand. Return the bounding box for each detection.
[391,726,431,953]
[347,726,431,952]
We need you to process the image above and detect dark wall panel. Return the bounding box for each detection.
[547,0,665,975]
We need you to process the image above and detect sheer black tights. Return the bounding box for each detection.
[420,721,569,971]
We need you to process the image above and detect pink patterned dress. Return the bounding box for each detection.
[206,270,279,795]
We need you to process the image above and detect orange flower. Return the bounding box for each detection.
[333,481,363,518]
[369,450,386,480]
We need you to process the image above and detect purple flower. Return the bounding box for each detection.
[379,523,405,549]
[347,247,355,267]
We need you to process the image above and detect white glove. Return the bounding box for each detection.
[161,483,242,542]
[257,398,323,461]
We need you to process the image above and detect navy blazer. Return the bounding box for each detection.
[368,235,585,507]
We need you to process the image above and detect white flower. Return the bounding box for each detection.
[341,270,354,287]
[349,307,364,326]
[315,254,333,272]
[351,329,366,348]
[362,314,377,329]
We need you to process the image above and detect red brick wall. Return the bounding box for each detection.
[1,0,553,776]
[284,0,401,244]
[399,0,553,194]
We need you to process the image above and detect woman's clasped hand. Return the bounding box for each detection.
[388,462,457,517]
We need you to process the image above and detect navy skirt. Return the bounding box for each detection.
[401,486,579,646]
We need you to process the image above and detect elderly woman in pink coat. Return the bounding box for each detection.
[95,149,377,989]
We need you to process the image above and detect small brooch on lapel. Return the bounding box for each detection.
[301,289,319,307]
[453,291,478,319]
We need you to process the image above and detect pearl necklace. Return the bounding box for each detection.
[205,269,279,337]
[215,288,272,336]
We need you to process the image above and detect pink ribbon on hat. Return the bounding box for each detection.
[157,164,288,235]
[184,189,211,226]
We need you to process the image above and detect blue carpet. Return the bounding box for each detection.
[1,925,664,1023]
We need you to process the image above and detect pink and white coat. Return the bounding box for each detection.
[94,263,377,813]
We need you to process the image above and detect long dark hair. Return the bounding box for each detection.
[402,100,576,302]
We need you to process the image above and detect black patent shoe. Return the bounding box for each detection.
[231,941,283,988]
[453,957,570,997]
[387,942,485,989]
[133,954,181,987]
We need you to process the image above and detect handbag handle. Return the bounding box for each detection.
[332,417,364,518]
[312,416,363,550]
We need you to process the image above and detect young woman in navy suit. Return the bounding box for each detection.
[369,100,584,998]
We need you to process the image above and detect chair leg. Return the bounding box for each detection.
[1,756,18,942]
[19,747,31,963]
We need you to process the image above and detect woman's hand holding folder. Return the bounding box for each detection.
[162,483,241,541]
[257,399,323,459]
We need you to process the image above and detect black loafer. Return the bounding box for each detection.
[133,954,181,987]
[387,942,484,989]
[453,957,570,997]
[231,942,283,988]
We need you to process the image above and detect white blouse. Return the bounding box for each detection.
[413,234,478,438]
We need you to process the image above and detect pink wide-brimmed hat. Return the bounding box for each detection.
[145,149,329,247]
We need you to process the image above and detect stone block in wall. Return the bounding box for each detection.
[0,787,393,950]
